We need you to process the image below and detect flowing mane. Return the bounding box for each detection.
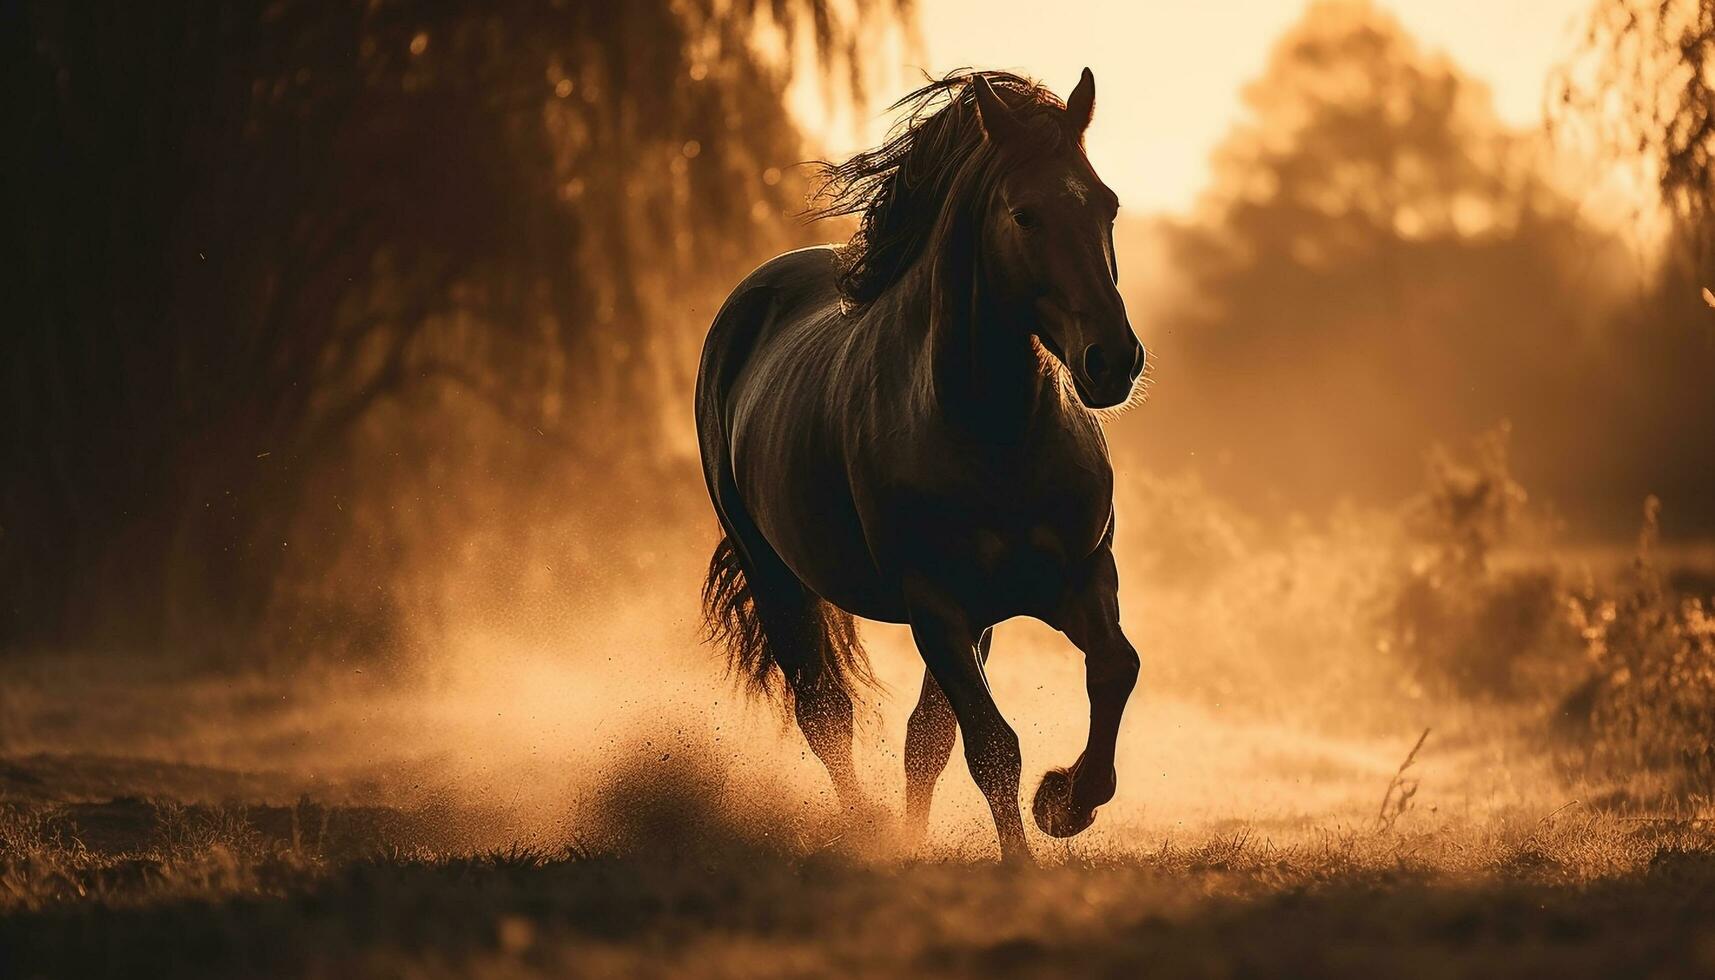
[810,70,1079,311]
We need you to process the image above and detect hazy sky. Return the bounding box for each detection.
[798,0,1595,215]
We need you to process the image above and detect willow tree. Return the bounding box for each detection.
[1547,0,1715,536]
[1553,0,1715,262]
[2,1,898,658]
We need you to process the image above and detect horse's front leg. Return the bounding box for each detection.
[903,627,991,844]
[905,581,1030,863]
[1033,543,1140,838]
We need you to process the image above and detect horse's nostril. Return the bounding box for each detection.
[1130,343,1147,381]
[1083,344,1109,382]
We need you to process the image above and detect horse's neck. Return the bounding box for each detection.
[917,231,1048,438]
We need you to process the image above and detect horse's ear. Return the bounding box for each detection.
[970,74,1021,143]
[1065,67,1095,135]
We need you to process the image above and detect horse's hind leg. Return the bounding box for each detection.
[903,627,991,843]
[788,647,863,810]
[701,465,867,811]
[743,564,866,812]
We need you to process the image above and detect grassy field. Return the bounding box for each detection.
[5,763,1715,978]
[6,465,1713,977]
[5,706,1715,980]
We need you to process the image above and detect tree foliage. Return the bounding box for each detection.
[2,1,894,657]
[1137,3,1628,522]
[1553,0,1715,259]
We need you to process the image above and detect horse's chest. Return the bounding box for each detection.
[989,487,1101,558]
[901,468,1111,621]
[966,524,1077,612]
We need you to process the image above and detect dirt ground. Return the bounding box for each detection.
[6,529,1714,978]
[5,763,1715,978]
[5,647,1714,979]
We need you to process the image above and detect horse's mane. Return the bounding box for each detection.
[809,70,1077,311]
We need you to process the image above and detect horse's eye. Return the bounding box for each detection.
[1011,209,1038,231]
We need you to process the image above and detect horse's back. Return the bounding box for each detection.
[695,246,841,451]
[695,243,846,528]
[695,246,901,620]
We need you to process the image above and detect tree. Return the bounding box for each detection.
[1132,2,1641,529]
[1553,0,1715,262]
[1546,0,1715,535]
[1,1,897,658]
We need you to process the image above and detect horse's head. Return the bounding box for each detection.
[971,70,1144,410]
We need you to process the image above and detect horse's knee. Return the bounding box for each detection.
[964,721,1021,787]
[1086,636,1139,695]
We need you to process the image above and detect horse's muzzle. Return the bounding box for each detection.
[1076,339,1145,409]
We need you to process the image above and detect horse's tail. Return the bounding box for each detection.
[700,532,874,709]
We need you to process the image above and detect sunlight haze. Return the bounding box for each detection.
[803,0,1593,213]
[13,0,1715,972]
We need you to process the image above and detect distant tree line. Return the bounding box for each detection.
[1127,2,1715,539]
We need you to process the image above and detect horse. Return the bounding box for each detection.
[695,68,1145,862]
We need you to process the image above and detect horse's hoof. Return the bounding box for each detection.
[1032,767,1096,838]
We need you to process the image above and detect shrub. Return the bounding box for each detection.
[1383,426,1580,698]
[1562,497,1715,802]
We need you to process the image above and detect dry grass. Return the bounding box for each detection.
[4,787,1715,978]
[6,432,1714,977]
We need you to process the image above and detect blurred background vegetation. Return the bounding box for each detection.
[5,0,897,664]
[1129,2,1714,532]
[2,0,1711,770]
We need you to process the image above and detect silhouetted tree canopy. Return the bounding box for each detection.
[2,1,897,658]
[1554,0,1715,261]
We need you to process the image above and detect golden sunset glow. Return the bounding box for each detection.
[796,0,1596,213]
[6,0,1714,975]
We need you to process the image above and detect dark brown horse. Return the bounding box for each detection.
[696,69,1145,862]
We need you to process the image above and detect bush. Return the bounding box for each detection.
[1383,426,1580,699]
[1561,498,1715,802]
